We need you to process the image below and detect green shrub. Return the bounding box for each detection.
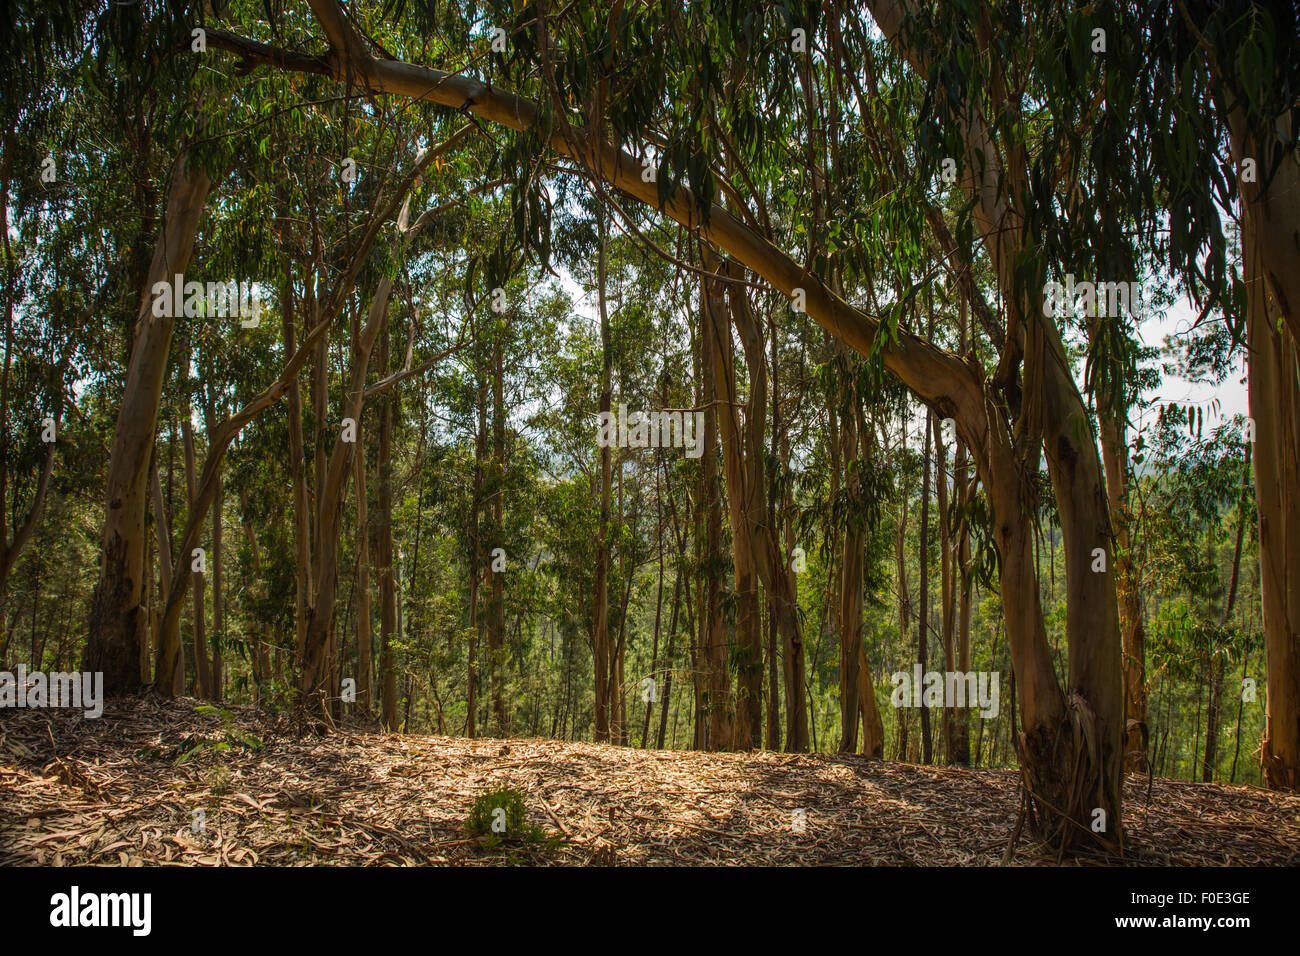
[465,786,556,852]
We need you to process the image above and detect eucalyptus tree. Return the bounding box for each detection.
[1123,0,1300,791]
[201,0,1098,838]
[81,2,218,695]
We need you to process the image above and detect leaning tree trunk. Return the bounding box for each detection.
[214,0,1096,820]
[868,0,1124,851]
[84,150,211,695]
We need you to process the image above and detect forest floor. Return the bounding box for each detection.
[2,696,1297,866]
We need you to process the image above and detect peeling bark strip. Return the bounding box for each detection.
[83,150,212,695]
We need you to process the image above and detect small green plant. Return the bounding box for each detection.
[466,786,558,854]
[175,705,264,764]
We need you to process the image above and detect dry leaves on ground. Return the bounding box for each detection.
[2,697,1297,866]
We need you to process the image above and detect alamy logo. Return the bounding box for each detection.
[0,665,103,717]
[150,274,262,326]
[1042,273,1153,319]
[597,403,705,458]
[49,886,151,936]
[890,664,999,718]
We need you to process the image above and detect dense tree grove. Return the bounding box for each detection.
[2,0,1297,855]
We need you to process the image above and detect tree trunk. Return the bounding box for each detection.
[210,455,224,702]
[487,330,509,735]
[844,395,885,756]
[951,300,973,765]
[707,253,762,749]
[298,276,394,706]
[709,257,807,751]
[84,151,211,695]
[183,413,211,700]
[870,0,1125,849]
[698,261,733,751]
[353,387,372,717]
[895,409,911,762]
[918,411,933,764]
[592,208,613,744]
[150,454,183,694]
[1246,221,1300,791]
[377,316,398,730]
[936,405,956,763]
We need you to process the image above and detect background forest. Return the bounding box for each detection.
[1,0,1295,858]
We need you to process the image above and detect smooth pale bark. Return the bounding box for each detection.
[918,411,933,764]
[353,406,372,716]
[1230,110,1300,792]
[182,393,211,700]
[150,456,183,694]
[467,376,484,738]
[376,319,398,730]
[870,0,1123,844]
[1033,311,1125,839]
[641,466,666,748]
[84,151,211,695]
[952,303,973,764]
[843,396,885,757]
[592,209,613,743]
[707,252,764,750]
[713,263,808,751]
[836,389,859,755]
[767,329,789,752]
[894,414,911,762]
[1095,379,1147,772]
[142,535,154,683]
[698,263,733,751]
[936,408,955,762]
[208,402,224,702]
[282,274,312,665]
[1246,226,1300,791]
[487,332,509,735]
[298,279,391,705]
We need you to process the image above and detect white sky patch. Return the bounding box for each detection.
[1134,295,1247,433]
